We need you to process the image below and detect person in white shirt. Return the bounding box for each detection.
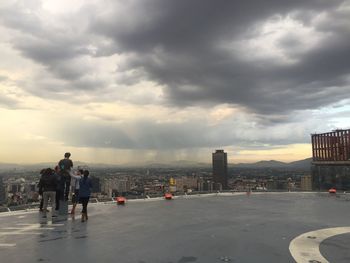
[70,169,83,215]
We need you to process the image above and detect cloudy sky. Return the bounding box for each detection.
[0,0,349,164]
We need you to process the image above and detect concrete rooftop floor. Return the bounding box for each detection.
[0,192,350,263]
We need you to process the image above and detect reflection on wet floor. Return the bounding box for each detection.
[0,212,89,249]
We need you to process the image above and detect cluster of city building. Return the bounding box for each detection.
[0,151,313,210]
[0,128,348,210]
[0,170,313,209]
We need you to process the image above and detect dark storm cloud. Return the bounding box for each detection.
[14,36,93,83]
[90,0,350,114]
[91,0,339,52]
[0,2,99,94]
[13,37,88,64]
[1,0,349,115]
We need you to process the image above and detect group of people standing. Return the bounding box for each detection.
[38,152,93,222]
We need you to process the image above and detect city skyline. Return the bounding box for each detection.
[0,1,349,164]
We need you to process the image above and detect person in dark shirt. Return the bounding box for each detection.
[79,170,93,222]
[39,168,57,218]
[58,152,73,201]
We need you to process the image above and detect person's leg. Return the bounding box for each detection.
[49,191,56,214]
[64,178,71,201]
[42,192,49,217]
[71,193,77,214]
[73,189,80,214]
[55,191,60,210]
[59,184,65,201]
[85,197,90,220]
[71,203,76,215]
[39,195,43,211]
[81,198,87,222]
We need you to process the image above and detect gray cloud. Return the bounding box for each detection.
[0,75,8,82]
[91,0,340,52]
[52,119,215,150]
[2,0,349,114]
[0,76,24,109]
[0,95,20,109]
[0,0,349,156]
[0,2,100,95]
[14,37,88,65]
[50,110,328,151]
[89,0,350,114]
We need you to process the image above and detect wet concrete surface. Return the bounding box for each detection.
[0,193,350,263]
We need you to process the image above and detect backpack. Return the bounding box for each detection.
[59,159,72,171]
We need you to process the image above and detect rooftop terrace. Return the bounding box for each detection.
[0,192,350,263]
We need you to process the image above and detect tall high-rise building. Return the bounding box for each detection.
[212,150,228,189]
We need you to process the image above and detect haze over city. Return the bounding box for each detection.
[0,0,349,165]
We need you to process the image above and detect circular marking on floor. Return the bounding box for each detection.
[289,227,350,263]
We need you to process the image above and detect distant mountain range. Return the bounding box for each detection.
[0,161,98,171]
[233,158,312,169]
[0,158,313,171]
[143,158,313,170]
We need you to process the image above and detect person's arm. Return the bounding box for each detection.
[58,160,62,167]
[70,172,81,180]
[38,179,43,193]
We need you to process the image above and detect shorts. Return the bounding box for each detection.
[72,189,80,204]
